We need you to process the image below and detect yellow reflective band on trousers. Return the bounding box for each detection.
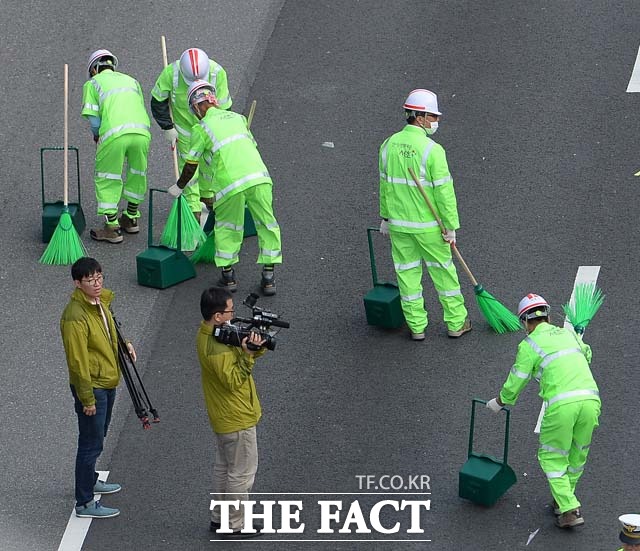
[213,183,282,268]
[538,399,600,514]
[389,230,466,333]
[95,133,151,217]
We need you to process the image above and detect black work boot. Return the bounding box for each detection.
[260,267,276,296]
[218,268,238,292]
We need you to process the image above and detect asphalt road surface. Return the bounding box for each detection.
[2,1,639,550]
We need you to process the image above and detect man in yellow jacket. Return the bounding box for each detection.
[487,293,600,529]
[197,286,267,539]
[60,257,136,518]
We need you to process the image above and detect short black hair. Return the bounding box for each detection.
[200,286,233,321]
[71,257,102,282]
[406,110,425,124]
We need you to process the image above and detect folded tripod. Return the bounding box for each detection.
[113,315,160,429]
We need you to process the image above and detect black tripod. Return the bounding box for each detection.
[113,315,159,429]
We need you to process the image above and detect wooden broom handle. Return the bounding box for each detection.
[407,167,478,287]
[247,99,257,129]
[63,64,69,206]
[161,36,180,180]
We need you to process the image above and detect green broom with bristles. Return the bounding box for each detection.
[191,99,258,265]
[562,282,605,334]
[190,229,216,264]
[40,64,87,265]
[160,195,206,251]
[408,167,520,333]
[158,35,206,252]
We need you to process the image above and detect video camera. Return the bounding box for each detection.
[214,293,290,351]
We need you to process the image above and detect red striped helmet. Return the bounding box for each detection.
[517,294,550,320]
[403,89,441,116]
[179,48,210,84]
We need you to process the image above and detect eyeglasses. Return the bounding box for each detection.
[82,273,104,286]
[217,308,235,314]
[425,113,440,119]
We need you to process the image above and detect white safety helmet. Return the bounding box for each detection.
[403,89,441,116]
[179,48,211,84]
[187,80,217,114]
[87,49,118,77]
[517,293,550,320]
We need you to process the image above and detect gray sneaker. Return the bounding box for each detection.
[94,480,121,495]
[410,331,425,341]
[75,499,120,519]
[90,225,123,244]
[118,214,139,234]
[447,318,472,338]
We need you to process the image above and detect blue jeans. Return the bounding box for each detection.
[71,386,116,506]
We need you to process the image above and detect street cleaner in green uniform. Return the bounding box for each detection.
[487,293,601,529]
[82,49,151,242]
[151,47,232,221]
[169,80,282,295]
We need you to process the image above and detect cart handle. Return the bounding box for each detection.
[366,227,382,287]
[40,146,81,207]
[468,398,511,465]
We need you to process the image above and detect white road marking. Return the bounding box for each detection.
[57,470,110,551]
[627,45,640,92]
[534,266,600,434]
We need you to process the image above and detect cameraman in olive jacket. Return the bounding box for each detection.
[197,286,267,539]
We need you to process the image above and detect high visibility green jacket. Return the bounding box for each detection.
[60,288,120,407]
[196,322,266,434]
[151,59,231,138]
[379,124,459,234]
[81,69,151,146]
[499,322,600,409]
[184,108,272,204]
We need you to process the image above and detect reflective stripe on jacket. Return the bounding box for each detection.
[185,108,272,204]
[500,322,599,409]
[150,59,232,136]
[81,70,150,146]
[379,124,459,234]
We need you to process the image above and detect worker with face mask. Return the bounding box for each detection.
[378,89,470,340]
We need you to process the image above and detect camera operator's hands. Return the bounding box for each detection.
[241,331,267,355]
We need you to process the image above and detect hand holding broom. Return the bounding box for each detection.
[407,167,520,334]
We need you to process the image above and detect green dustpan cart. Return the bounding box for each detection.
[136,188,196,289]
[41,146,86,243]
[363,227,404,329]
[459,398,517,506]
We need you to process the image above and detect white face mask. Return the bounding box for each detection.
[424,121,438,136]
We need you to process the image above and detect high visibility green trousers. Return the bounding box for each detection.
[95,133,150,220]
[213,183,282,267]
[538,399,600,513]
[176,134,201,214]
[389,230,467,333]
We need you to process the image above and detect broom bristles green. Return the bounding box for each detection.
[190,231,216,264]
[562,282,605,333]
[160,196,206,251]
[474,285,521,334]
[39,210,87,265]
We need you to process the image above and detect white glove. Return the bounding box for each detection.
[379,219,390,236]
[163,127,179,147]
[442,229,456,245]
[168,183,183,197]
[486,398,503,413]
